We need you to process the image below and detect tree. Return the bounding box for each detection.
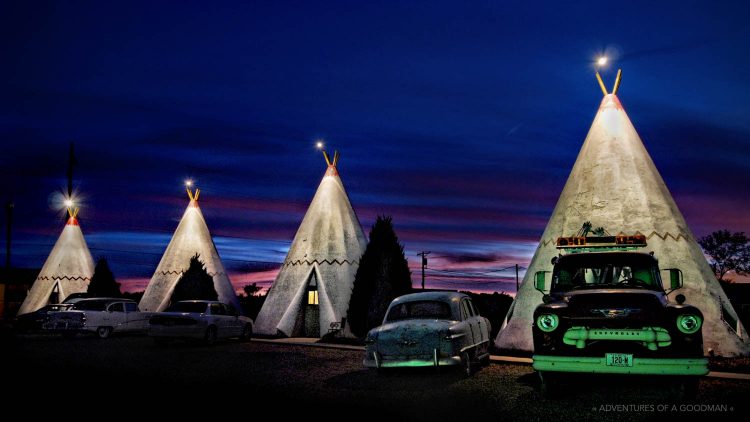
[699,230,750,282]
[243,283,261,297]
[347,216,412,337]
[170,254,218,303]
[87,258,121,297]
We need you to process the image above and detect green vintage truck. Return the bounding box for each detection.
[531,233,708,395]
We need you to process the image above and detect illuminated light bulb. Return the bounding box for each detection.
[185,179,193,187]
[597,56,608,66]
[316,141,324,149]
[64,199,74,208]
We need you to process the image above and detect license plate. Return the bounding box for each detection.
[606,353,633,367]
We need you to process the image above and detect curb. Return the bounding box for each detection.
[250,338,750,381]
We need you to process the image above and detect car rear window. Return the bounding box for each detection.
[165,302,209,313]
[386,301,452,322]
[73,300,109,311]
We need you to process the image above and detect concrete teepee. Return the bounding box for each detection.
[139,186,241,313]
[18,207,94,315]
[495,70,749,356]
[255,150,367,337]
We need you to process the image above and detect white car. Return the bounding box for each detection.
[44,298,150,339]
[148,300,253,345]
[364,292,492,375]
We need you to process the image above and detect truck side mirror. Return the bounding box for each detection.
[534,271,549,293]
[669,269,683,290]
[662,268,683,292]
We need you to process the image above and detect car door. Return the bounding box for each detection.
[107,302,125,330]
[209,303,228,338]
[123,302,144,331]
[467,299,487,345]
[224,304,243,336]
[461,299,478,348]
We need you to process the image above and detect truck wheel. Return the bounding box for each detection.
[461,351,475,377]
[96,326,113,339]
[240,324,253,342]
[204,326,217,345]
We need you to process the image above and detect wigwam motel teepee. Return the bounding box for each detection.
[139,185,241,312]
[255,150,367,338]
[496,70,749,356]
[18,205,94,315]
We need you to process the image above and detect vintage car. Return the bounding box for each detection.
[364,291,491,375]
[148,300,253,345]
[532,233,708,395]
[44,297,150,338]
[15,303,73,332]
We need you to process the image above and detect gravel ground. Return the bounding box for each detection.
[3,334,749,420]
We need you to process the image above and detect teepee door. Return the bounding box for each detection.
[49,281,61,304]
[303,272,320,337]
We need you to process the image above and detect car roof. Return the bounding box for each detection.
[390,291,469,305]
[175,300,223,304]
[76,297,135,303]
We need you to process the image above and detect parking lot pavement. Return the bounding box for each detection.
[4,334,750,420]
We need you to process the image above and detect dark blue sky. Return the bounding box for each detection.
[2,1,749,293]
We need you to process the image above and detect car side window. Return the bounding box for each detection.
[225,304,239,316]
[467,300,478,317]
[459,301,469,321]
[109,303,124,312]
[210,303,224,315]
[124,303,137,313]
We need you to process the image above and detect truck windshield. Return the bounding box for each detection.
[552,253,662,291]
[385,301,453,322]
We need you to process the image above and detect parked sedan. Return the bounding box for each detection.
[364,291,491,375]
[148,300,253,345]
[15,303,73,333]
[44,298,150,338]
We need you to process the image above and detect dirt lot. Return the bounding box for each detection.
[3,333,749,420]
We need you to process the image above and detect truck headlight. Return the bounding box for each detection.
[536,314,559,332]
[677,314,702,334]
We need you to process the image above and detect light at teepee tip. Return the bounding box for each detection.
[315,140,324,150]
[185,179,193,187]
[64,199,74,208]
[597,56,608,67]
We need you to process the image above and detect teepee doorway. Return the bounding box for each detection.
[303,272,320,337]
[49,281,61,304]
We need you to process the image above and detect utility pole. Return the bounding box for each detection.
[5,202,11,272]
[4,201,12,319]
[515,263,519,292]
[417,251,430,290]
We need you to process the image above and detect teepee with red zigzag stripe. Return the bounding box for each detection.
[18,207,94,315]
[139,186,241,313]
[255,150,367,338]
[495,70,749,356]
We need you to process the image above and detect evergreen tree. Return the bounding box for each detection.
[170,254,218,303]
[347,216,412,337]
[87,258,121,297]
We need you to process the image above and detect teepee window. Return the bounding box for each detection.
[307,273,319,305]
